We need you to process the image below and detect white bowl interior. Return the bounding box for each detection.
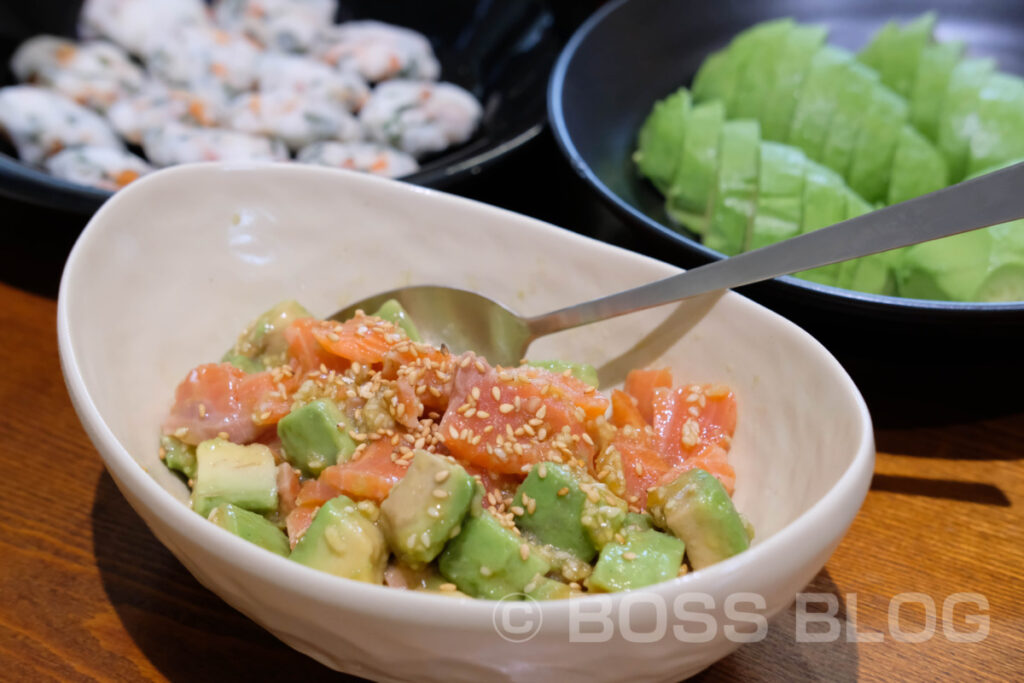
[59,163,873,682]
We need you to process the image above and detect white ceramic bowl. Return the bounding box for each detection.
[58,163,874,682]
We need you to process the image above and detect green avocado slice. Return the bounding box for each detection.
[897,229,994,301]
[847,86,908,204]
[888,126,949,205]
[937,57,996,182]
[819,60,880,180]
[786,46,853,162]
[794,161,849,286]
[967,72,1024,177]
[692,50,739,106]
[666,99,725,234]
[761,23,828,141]
[634,88,692,193]
[749,141,806,250]
[706,119,760,256]
[858,12,936,99]
[910,40,965,142]
[728,19,795,121]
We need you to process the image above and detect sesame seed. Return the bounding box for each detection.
[536,405,547,419]
[499,403,514,414]
[634,461,644,476]
[688,406,701,417]
[433,488,448,499]
[465,408,476,419]
[480,566,492,577]
[173,427,189,439]
[475,360,487,373]
[582,433,594,446]
[476,410,490,419]
[510,505,525,516]
[585,487,600,503]
[434,470,450,483]
[471,387,481,400]
[622,552,637,561]
[538,463,547,479]
[491,387,502,401]
[526,498,536,515]
[197,403,206,418]
[448,426,460,439]
[557,487,569,497]
[519,543,530,561]
[217,431,229,440]
[440,582,458,592]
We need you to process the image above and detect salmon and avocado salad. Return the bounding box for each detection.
[635,13,1024,303]
[159,299,750,599]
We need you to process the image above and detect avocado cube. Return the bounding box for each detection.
[290,495,388,583]
[587,528,686,593]
[381,450,475,565]
[512,463,596,562]
[896,229,994,301]
[220,351,265,373]
[228,300,312,368]
[526,360,598,388]
[160,434,197,480]
[438,511,550,600]
[277,399,356,477]
[525,576,574,601]
[887,126,949,205]
[648,468,750,570]
[622,512,654,534]
[580,481,629,550]
[634,88,692,193]
[208,503,290,557]
[372,298,421,342]
[190,438,278,518]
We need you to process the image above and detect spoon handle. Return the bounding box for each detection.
[525,161,1024,338]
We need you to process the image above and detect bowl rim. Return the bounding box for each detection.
[546,0,1024,314]
[57,161,876,629]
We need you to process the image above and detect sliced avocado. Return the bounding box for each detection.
[586,528,686,592]
[761,23,828,141]
[380,450,475,565]
[691,50,739,107]
[372,298,421,342]
[967,72,1024,177]
[647,468,749,570]
[290,495,387,583]
[221,352,265,374]
[937,57,996,182]
[858,13,936,99]
[897,229,994,301]
[580,480,629,550]
[512,463,595,561]
[973,263,1024,302]
[208,502,290,557]
[160,434,197,481]
[190,438,278,518]
[847,86,908,204]
[526,360,599,388]
[888,126,949,205]
[666,99,725,234]
[749,141,806,250]
[786,46,852,162]
[634,88,692,193]
[277,399,356,477]
[524,576,574,601]
[910,40,965,142]
[706,119,760,256]
[850,253,899,296]
[438,511,551,599]
[820,60,879,179]
[794,161,849,286]
[728,19,795,120]
[622,511,654,534]
[226,300,312,368]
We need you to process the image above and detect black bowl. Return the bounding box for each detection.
[0,0,560,212]
[549,0,1024,421]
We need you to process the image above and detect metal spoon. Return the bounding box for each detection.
[333,161,1024,366]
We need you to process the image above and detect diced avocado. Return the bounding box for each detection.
[761,23,828,141]
[290,495,388,583]
[887,126,948,205]
[786,46,852,162]
[847,87,907,204]
[692,50,739,108]
[750,141,806,250]
[622,511,654,534]
[728,19,795,121]
[896,229,994,301]
[967,73,1024,177]
[208,503,290,557]
[819,60,879,179]
[512,463,595,561]
[937,57,996,182]
[190,438,278,518]
[634,88,692,193]
[227,300,312,368]
[220,351,265,374]
[525,576,574,601]
[580,480,629,550]
[666,99,725,234]
[160,434,197,480]
[380,450,475,565]
[648,468,750,570]
[372,298,421,342]
[858,12,936,99]
[849,252,899,296]
[526,360,598,388]
[910,40,965,142]
[706,119,760,256]
[794,161,848,286]
[586,528,686,592]
[438,511,551,600]
[277,399,356,477]
[973,263,1024,302]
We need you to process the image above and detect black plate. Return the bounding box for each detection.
[549,0,1024,420]
[0,0,560,212]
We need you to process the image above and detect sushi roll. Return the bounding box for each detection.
[0,85,123,166]
[227,90,361,150]
[212,0,336,53]
[255,52,369,112]
[359,80,482,158]
[142,122,288,166]
[44,145,152,190]
[10,36,145,112]
[313,20,440,83]
[296,140,418,178]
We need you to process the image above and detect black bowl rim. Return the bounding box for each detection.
[547,0,1024,315]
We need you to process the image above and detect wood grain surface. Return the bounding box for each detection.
[1,279,1021,682]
